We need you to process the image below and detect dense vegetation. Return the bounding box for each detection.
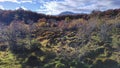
[0,8,120,68]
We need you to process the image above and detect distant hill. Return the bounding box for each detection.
[59,11,75,15]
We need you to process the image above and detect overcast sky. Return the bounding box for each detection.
[0,0,120,15]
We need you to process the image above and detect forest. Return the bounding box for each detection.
[0,8,120,68]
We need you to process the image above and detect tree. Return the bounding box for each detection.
[1,20,30,53]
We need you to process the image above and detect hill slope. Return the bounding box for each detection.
[0,8,120,68]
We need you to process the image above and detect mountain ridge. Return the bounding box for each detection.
[59,11,75,15]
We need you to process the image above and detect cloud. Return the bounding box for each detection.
[0,0,120,15]
[37,0,120,15]
[0,5,4,9]
[0,0,33,4]
[0,0,17,2]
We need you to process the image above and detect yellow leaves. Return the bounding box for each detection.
[65,17,70,23]
[37,22,46,27]
[78,18,85,23]
[0,51,21,68]
[110,52,120,63]
[0,51,14,60]
[35,18,47,27]
[40,39,49,47]
[94,58,107,63]
[43,31,54,36]
[0,52,5,58]
[39,56,45,62]
[91,35,101,42]
[31,52,36,56]
[67,18,87,29]
[53,45,76,55]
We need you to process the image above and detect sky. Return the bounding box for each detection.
[0,0,120,15]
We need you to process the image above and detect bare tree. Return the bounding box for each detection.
[76,19,97,46]
[1,20,30,52]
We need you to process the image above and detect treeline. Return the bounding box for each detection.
[0,8,120,25]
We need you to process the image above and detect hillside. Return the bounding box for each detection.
[0,9,120,68]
